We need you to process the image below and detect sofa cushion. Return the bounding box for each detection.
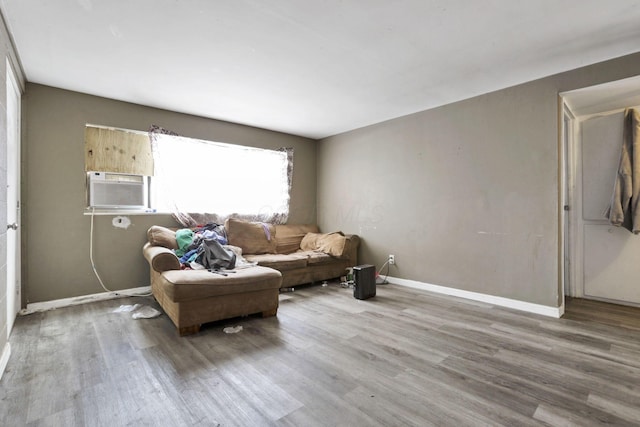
[295,250,335,265]
[147,225,178,250]
[300,232,347,257]
[159,266,282,302]
[275,224,319,254]
[224,244,244,256]
[225,218,277,255]
[244,253,308,271]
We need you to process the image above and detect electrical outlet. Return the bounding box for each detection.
[389,254,395,265]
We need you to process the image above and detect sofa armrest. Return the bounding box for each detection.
[143,242,181,272]
[342,234,360,265]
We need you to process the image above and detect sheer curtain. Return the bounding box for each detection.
[149,125,292,227]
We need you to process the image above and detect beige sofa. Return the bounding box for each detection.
[142,219,360,334]
[223,218,360,288]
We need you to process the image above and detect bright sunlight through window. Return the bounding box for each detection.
[151,134,290,218]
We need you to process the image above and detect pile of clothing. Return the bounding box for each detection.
[173,223,252,272]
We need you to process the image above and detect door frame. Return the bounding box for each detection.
[561,76,640,307]
[561,101,580,300]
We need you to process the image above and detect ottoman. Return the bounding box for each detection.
[152,266,283,335]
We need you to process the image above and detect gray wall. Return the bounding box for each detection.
[23,84,316,303]
[20,51,640,308]
[317,52,640,308]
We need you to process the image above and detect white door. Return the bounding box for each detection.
[573,110,640,305]
[6,59,21,333]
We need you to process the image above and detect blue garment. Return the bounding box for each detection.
[179,248,199,264]
[197,223,228,244]
[201,229,227,245]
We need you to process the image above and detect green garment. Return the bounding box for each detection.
[175,229,195,257]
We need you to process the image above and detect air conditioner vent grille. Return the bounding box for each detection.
[88,172,147,209]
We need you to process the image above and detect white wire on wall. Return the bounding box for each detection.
[89,207,152,297]
[378,259,390,284]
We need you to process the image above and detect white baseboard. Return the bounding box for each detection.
[20,286,152,315]
[0,342,10,381]
[387,276,563,318]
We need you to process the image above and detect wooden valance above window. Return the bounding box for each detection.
[84,125,154,176]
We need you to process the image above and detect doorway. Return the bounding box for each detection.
[562,75,640,307]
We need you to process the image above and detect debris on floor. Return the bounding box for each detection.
[112,304,141,313]
[223,325,243,334]
[131,306,161,319]
[112,304,161,319]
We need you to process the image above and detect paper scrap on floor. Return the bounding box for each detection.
[112,304,161,319]
[132,306,161,319]
[113,304,141,313]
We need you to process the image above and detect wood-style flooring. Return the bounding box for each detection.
[1,283,640,426]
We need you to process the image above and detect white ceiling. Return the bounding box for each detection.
[3,1,640,139]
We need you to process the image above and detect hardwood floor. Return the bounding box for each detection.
[2,283,640,426]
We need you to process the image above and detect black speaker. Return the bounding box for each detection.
[353,264,376,300]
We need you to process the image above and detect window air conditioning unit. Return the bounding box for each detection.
[88,171,148,209]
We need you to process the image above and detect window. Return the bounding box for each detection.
[84,124,154,211]
[151,132,292,222]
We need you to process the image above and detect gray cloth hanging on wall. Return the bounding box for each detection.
[605,108,640,234]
